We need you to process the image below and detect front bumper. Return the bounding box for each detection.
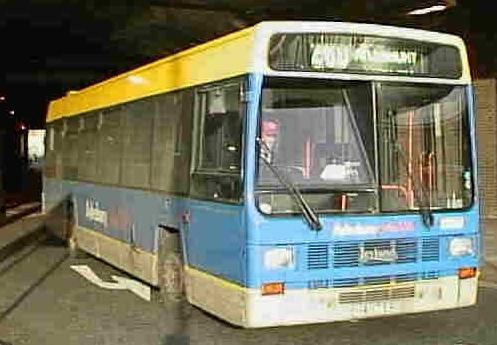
[185,266,478,328]
[245,275,478,327]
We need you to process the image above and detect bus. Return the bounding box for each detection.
[43,21,480,327]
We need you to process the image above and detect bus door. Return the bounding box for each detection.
[184,80,246,284]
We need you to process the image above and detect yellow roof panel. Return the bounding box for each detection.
[46,25,256,123]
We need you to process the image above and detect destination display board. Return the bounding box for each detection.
[268,33,462,79]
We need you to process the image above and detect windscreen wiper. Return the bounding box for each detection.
[257,137,322,231]
[391,140,434,228]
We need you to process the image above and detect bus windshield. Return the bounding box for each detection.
[256,78,377,214]
[378,83,473,212]
[256,78,473,215]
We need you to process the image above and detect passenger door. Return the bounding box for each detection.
[184,78,246,285]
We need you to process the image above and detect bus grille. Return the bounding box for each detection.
[306,237,440,269]
[334,272,418,287]
[338,285,415,304]
[421,237,440,261]
[307,244,329,269]
[308,271,438,289]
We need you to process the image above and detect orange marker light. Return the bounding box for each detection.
[458,267,477,279]
[261,282,284,295]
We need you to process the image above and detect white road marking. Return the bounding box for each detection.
[70,265,151,301]
[70,265,126,290]
[111,275,151,301]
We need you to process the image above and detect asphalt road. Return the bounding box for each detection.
[0,237,496,345]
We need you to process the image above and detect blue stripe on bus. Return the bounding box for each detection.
[245,207,479,244]
[44,177,248,285]
[44,176,480,290]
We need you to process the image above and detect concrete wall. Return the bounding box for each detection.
[474,79,497,218]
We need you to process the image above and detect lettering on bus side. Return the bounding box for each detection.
[332,221,415,236]
[107,204,131,231]
[85,198,108,228]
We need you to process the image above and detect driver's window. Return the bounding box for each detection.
[191,79,243,203]
[198,84,241,172]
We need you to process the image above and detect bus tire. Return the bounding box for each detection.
[160,252,184,303]
[158,228,185,303]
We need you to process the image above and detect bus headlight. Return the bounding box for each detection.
[264,247,294,269]
[449,237,474,257]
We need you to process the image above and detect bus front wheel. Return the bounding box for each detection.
[157,227,185,303]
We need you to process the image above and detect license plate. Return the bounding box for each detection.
[353,300,394,314]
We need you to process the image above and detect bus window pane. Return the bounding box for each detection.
[378,84,473,211]
[191,173,242,203]
[151,93,180,192]
[77,112,98,181]
[258,79,375,187]
[98,107,122,185]
[192,81,243,203]
[255,77,376,214]
[121,100,153,189]
[199,84,241,172]
[53,121,63,178]
[43,124,58,179]
[62,117,79,180]
[176,90,194,195]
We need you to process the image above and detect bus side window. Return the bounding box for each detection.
[62,117,79,180]
[77,112,99,182]
[121,100,154,189]
[191,80,243,203]
[98,107,124,185]
[44,124,57,178]
[151,92,183,193]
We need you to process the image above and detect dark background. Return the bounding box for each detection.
[0,0,495,129]
[0,0,496,207]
